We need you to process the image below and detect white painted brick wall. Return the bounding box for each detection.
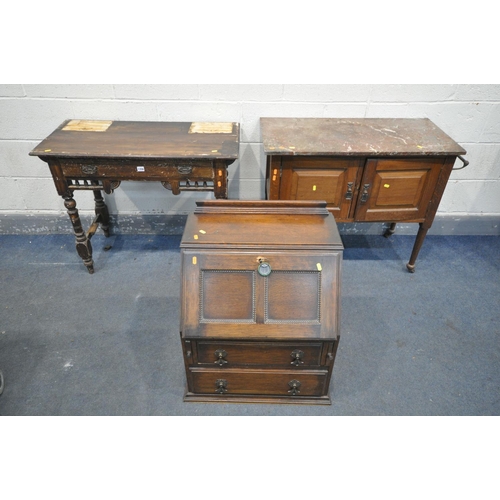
[1,84,499,218]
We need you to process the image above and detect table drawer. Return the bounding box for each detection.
[189,367,328,397]
[194,340,326,367]
[60,160,214,180]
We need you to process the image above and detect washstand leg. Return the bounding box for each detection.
[406,223,429,273]
[384,222,397,238]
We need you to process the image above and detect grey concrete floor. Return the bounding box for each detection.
[0,232,499,415]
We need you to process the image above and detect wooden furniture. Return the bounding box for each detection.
[179,200,343,404]
[261,118,467,272]
[29,120,240,273]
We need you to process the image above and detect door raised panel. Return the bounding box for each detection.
[291,169,344,206]
[280,157,362,220]
[355,158,444,222]
[372,170,428,207]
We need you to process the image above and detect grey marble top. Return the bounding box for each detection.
[260,118,466,156]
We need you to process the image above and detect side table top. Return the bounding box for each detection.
[30,120,240,160]
[260,117,466,156]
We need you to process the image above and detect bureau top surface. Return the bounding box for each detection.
[29,120,240,160]
[181,201,343,250]
[260,117,466,156]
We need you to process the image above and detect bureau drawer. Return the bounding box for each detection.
[189,367,328,397]
[194,340,326,367]
[60,160,214,180]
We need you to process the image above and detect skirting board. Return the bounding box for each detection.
[0,213,499,236]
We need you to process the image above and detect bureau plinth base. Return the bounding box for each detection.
[183,391,332,405]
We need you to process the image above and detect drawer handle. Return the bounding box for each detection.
[345,182,354,200]
[214,349,228,367]
[290,349,305,366]
[215,379,228,394]
[177,165,193,175]
[288,379,301,396]
[81,165,97,175]
[360,183,370,203]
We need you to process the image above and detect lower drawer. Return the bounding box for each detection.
[194,340,326,367]
[188,367,328,397]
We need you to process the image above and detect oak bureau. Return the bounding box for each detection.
[262,118,467,272]
[180,200,343,404]
[30,120,239,273]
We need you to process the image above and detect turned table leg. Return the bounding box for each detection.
[93,190,110,237]
[406,223,429,273]
[64,194,94,274]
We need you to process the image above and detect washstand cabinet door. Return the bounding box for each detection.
[354,157,444,222]
[280,157,362,220]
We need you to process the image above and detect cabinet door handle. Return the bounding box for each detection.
[214,349,228,366]
[290,349,305,366]
[345,182,354,200]
[288,379,301,396]
[215,379,228,394]
[360,183,370,203]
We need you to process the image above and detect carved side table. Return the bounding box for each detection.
[30,120,239,273]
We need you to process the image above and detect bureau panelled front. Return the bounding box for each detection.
[179,200,343,404]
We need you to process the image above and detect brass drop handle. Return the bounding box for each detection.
[290,349,305,366]
[345,181,354,200]
[288,379,301,396]
[360,183,371,203]
[215,379,228,394]
[214,349,228,366]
